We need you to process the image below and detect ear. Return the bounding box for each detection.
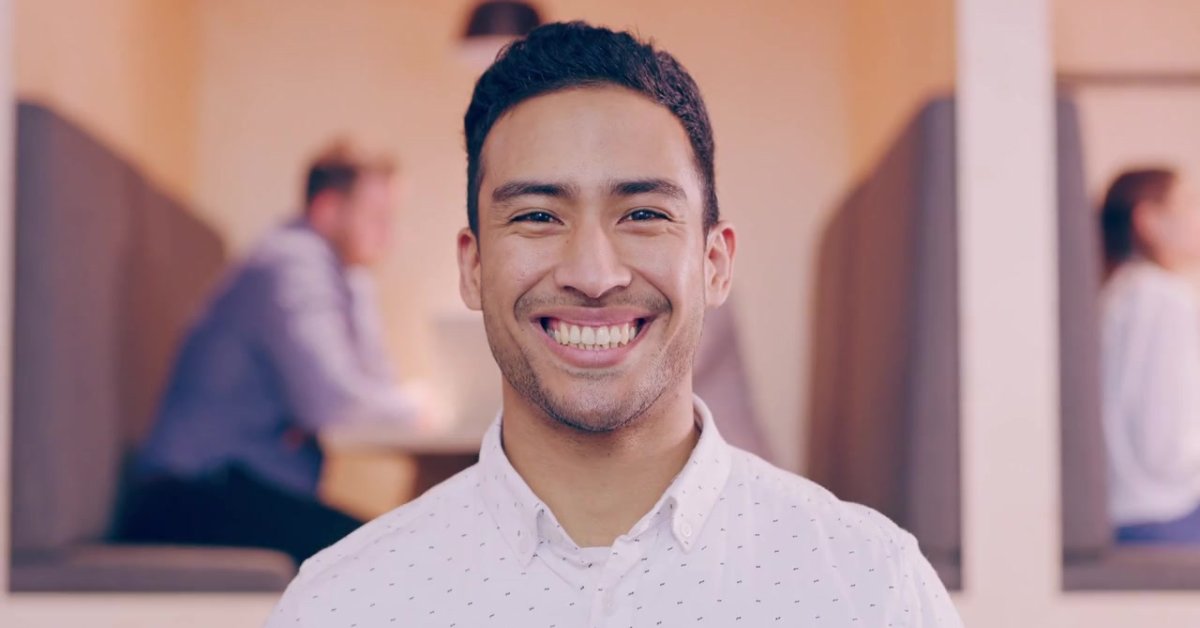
[703,221,736,308]
[457,227,483,311]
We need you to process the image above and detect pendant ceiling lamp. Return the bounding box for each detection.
[459,1,543,70]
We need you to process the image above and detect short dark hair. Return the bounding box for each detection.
[1099,167,1177,272]
[304,141,396,208]
[463,21,718,234]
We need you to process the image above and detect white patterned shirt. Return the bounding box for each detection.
[266,396,961,627]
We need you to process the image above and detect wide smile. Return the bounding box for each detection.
[531,314,654,369]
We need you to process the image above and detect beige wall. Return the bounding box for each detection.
[844,0,955,179]
[14,0,200,202]
[1073,89,1200,204]
[1055,0,1200,75]
[1054,0,1200,199]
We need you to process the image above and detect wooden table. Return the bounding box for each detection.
[321,422,489,498]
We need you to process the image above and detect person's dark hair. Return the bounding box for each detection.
[304,141,396,208]
[463,21,718,234]
[1099,167,1177,273]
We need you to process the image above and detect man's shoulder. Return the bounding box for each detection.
[288,465,480,588]
[729,450,960,625]
[245,224,336,276]
[730,448,916,552]
[221,224,344,312]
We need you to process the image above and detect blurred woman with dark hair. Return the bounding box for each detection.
[1100,167,1200,543]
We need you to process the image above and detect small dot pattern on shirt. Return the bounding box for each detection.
[266,396,962,627]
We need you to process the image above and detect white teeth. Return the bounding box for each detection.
[548,320,642,350]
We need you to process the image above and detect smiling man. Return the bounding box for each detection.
[266,22,960,627]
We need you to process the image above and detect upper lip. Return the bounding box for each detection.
[530,306,655,326]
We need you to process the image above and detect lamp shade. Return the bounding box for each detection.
[463,1,541,39]
[458,2,542,70]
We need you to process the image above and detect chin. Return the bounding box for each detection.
[547,405,633,433]
[536,380,656,433]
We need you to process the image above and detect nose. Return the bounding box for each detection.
[552,217,632,300]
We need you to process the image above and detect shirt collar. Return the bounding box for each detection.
[476,394,733,566]
[659,395,732,551]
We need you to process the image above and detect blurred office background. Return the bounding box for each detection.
[6,0,955,513]
[0,0,1199,626]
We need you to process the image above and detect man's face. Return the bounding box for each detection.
[458,86,735,432]
[337,173,398,267]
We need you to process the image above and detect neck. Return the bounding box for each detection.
[500,384,700,548]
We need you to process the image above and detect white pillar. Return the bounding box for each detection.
[955,0,1060,622]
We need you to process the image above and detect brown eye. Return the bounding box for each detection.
[512,211,558,224]
[626,209,668,222]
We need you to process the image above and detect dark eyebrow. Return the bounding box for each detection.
[491,180,579,205]
[609,178,688,201]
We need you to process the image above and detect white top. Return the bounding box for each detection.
[1102,261,1200,525]
[266,396,961,627]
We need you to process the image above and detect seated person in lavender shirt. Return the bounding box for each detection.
[1099,167,1200,543]
[120,143,425,563]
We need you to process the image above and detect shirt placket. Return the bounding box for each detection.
[590,518,673,628]
[589,537,642,628]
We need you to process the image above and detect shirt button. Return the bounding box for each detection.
[679,522,694,538]
[518,538,532,555]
